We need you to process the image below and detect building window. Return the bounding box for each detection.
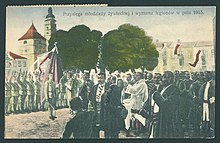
[46,32,49,34]
[18,61,21,67]
[23,40,27,44]
[47,27,49,30]
[25,50,27,52]
[23,61,26,67]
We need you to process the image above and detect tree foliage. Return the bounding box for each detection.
[48,25,102,71]
[102,24,159,73]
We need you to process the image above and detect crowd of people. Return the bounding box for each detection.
[62,70,215,139]
[5,69,215,139]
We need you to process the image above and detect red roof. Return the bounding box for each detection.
[18,23,46,41]
[8,51,27,60]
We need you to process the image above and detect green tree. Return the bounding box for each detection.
[48,25,102,71]
[102,24,159,73]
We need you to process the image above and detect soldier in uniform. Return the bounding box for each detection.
[19,74,30,112]
[44,73,57,120]
[5,77,12,115]
[65,72,74,107]
[26,74,35,112]
[17,72,28,113]
[33,72,41,111]
[65,72,82,107]
[57,75,63,108]
[10,73,20,113]
[57,74,67,108]
[55,84,60,109]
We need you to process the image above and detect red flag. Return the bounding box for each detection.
[39,52,53,74]
[39,55,48,74]
[40,55,49,65]
[174,43,181,55]
[40,48,63,104]
[189,50,201,67]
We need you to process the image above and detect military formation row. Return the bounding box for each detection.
[4,71,84,115]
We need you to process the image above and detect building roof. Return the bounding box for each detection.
[18,23,46,41]
[154,41,173,48]
[8,51,27,60]
[179,42,197,48]
[46,7,55,19]
[194,41,213,47]
[154,41,213,48]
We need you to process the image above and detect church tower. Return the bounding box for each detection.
[44,7,57,42]
[18,23,47,69]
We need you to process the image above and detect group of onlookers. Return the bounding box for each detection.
[62,70,215,139]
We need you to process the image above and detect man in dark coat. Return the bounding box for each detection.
[62,97,93,139]
[139,73,163,137]
[188,72,204,137]
[88,72,109,138]
[173,70,180,87]
[152,71,183,138]
[145,73,163,138]
[144,72,155,111]
[99,76,122,138]
[178,71,193,133]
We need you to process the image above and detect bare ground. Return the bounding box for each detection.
[5,108,148,139]
[5,108,72,139]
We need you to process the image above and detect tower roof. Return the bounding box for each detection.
[8,51,27,60]
[46,7,55,19]
[18,23,46,41]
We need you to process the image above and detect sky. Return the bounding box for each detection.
[6,6,216,53]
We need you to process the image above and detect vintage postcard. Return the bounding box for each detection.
[5,5,216,139]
